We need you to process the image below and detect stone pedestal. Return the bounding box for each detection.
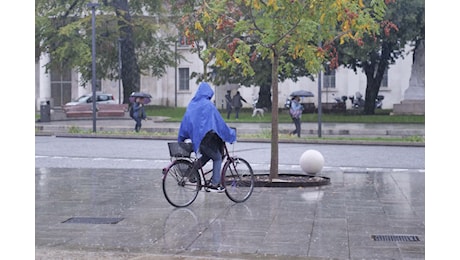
[393,40,425,115]
[393,100,425,115]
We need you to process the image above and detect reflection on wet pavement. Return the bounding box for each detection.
[36,167,424,259]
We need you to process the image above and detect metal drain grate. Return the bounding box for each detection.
[62,217,124,224]
[372,235,420,242]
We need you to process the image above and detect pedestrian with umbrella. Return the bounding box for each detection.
[129,92,151,132]
[289,95,303,137]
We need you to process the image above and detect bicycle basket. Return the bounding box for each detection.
[168,142,194,158]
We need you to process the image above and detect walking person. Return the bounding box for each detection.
[178,82,237,192]
[132,97,147,132]
[225,90,233,119]
[289,96,303,137]
[231,91,247,119]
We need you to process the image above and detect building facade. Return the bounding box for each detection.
[35,43,415,112]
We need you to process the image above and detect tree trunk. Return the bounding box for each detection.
[269,49,279,180]
[363,78,378,114]
[113,0,140,104]
[256,83,272,109]
[363,43,391,114]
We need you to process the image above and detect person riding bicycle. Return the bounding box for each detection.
[178,82,237,193]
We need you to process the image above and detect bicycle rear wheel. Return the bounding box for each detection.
[222,157,254,203]
[162,159,201,207]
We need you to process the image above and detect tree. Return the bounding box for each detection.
[211,46,314,109]
[178,0,386,179]
[35,0,177,104]
[169,1,246,82]
[335,0,424,114]
[171,1,311,110]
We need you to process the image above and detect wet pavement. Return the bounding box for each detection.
[36,168,425,259]
[35,118,425,259]
[35,116,425,140]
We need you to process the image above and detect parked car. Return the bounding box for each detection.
[65,93,116,106]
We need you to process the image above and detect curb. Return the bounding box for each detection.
[254,174,331,187]
[35,132,425,147]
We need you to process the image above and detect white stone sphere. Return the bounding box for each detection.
[299,149,324,174]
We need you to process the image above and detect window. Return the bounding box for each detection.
[323,67,336,88]
[97,94,113,102]
[50,65,72,106]
[178,35,192,47]
[179,68,190,91]
[380,69,388,87]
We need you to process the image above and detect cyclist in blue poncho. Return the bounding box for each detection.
[178,82,236,192]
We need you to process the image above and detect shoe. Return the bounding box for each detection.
[206,184,225,193]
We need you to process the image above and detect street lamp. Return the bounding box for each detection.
[174,36,178,108]
[88,2,99,133]
[118,38,123,104]
[317,26,322,138]
[317,70,322,138]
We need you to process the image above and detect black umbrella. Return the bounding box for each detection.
[129,92,152,104]
[290,90,314,97]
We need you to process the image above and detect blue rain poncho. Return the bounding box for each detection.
[178,82,236,152]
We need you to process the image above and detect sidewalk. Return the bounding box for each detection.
[35,167,425,260]
[35,117,426,259]
[35,116,425,145]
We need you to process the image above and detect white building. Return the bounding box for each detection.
[35,43,414,111]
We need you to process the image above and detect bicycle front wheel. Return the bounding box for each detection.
[222,157,254,203]
[162,159,200,207]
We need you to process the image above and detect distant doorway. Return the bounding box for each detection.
[50,66,72,107]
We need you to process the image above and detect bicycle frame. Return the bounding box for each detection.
[198,143,236,188]
[163,143,233,190]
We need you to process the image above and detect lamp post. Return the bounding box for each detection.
[88,2,99,133]
[174,37,177,108]
[317,26,322,138]
[118,38,123,104]
[317,70,322,138]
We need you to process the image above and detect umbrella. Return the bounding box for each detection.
[129,92,152,104]
[290,90,314,97]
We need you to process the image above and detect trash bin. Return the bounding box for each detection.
[40,101,51,122]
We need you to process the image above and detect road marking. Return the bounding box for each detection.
[36,155,424,173]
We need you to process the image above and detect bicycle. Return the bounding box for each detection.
[162,140,255,208]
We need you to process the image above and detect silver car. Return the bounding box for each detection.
[65,93,116,106]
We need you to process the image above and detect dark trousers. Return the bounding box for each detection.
[226,107,232,119]
[234,107,241,119]
[197,132,224,185]
[134,117,142,132]
[290,117,301,137]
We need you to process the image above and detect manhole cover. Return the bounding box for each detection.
[371,235,420,242]
[62,217,124,224]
